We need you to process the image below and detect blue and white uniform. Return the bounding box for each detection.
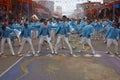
[17,24,36,55]
[79,24,95,54]
[69,20,79,48]
[11,23,23,42]
[105,27,119,54]
[92,21,102,39]
[31,21,41,38]
[69,20,79,33]
[37,23,54,54]
[79,20,88,35]
[79,20,88,30]
[48,22,56,43]
[100,20,113,42]
[0,26,16,55]
[100,21,109,36]
[54,21,73,54]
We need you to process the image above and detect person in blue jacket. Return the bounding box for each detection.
[48,18,56,46]
[79,18,88,33]
[54,16,76,57]
[78,18,88,49]
[100,18,112,43]
[31,19,41,39]
[79,19,95,55]
[17,23,37,56]
[69,18,79,48]
[58,18,70,49]
[0,24,16,56]
[11,20,23,44]
[69,18,79,33]
[53,18,61,45]
[92,19,102,40]
[37,19,54,55]
[105,23,119,55]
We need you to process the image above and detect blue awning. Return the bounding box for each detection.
[114,4,120,8]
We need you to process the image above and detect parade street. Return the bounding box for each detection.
[0,37,120,80]
[0,0,120,80]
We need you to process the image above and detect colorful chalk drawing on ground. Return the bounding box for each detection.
[0,51,120,80]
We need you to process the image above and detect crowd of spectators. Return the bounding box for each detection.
[0,6,30,25]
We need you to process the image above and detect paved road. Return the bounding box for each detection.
[0,37,120,79]
[0,51,120,80]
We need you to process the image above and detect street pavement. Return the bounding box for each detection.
[0,39,120,80]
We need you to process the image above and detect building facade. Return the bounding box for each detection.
[38,1,54,12]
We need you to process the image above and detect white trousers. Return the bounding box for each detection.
[14,29,21,43]
[79,37,95,53]
[18,37,35,54]
[50,28,56,45]
[32,30,38,39]
[54,35,73,54]
[0,38,15,55]
[14,29,21,38]
[70,33,79,48]
[38,35,54,53]
[107,39,118,53]
[93,30,100,39]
